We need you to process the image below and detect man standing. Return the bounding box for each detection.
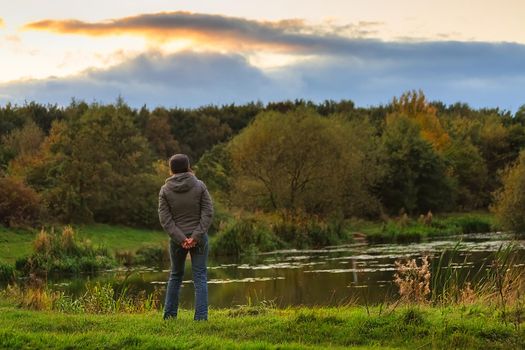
[158,154,214,320]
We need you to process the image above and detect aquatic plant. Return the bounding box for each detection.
[394,256,431,303]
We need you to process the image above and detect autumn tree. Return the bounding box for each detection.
[391,90,451,151]
[0,176,42,227]
[492,150,525,232]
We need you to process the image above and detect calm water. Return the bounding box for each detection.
[49,233,525,308]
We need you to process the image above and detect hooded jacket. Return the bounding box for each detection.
[158,172,214,244]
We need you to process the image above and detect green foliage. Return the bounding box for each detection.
[1,95,524,231]
[213,212,348,256]
[492,150,525,232]
[444,139,488,210]
[378,115,455,214]
[437,215,493,234]
[0,176,42,227]
[24,103,162,226]
[272,213,348,249]
[194,143,234,202]
[134,245,169,267]
[228,108,382,216]
[0,261,15,282]
[212,218,284,257]
[366,213,494,243]
[142,109,180,159]
[16,226,116,275]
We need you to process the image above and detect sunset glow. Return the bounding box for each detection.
[1,0,524,109]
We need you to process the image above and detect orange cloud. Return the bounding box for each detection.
[23,12,378,54]
[0,18,4,28]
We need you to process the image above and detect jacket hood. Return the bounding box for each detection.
[164,172,198,193]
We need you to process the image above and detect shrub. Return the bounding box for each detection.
[0,261,15,282]
[16,226,116,275]
[212,218,284,257]
[115,250,135,267]
[0,176,41,227]
[438,215,493,234]
[135,245,169,267]
[272,213,348,248]
[492,150,525,233]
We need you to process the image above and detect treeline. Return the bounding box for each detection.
[1,91,525,231]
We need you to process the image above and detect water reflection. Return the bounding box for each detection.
[49,233,525,308]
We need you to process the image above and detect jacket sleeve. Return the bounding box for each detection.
[191,182,214,243]
[158,188,187,244]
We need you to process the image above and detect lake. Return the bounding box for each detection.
[49,233,525,308]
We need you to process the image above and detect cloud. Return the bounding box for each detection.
[1,40,524,111]
[23,11,380,53]
[0,51,279,107]
[0,18,4,28]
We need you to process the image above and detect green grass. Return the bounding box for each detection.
[0,224,167,264]
[0,303,522,349]
[350,212,498,243]
[0,226,35,264]
[74,224,167,252]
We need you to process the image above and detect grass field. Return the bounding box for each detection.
[0,224,168,264]
[0,302,522,349]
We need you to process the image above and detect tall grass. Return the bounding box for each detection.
[16,226,116,275]
[393,241,524,308]
[1,280,161,314]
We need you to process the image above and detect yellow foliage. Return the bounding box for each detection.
[390,90,451,151]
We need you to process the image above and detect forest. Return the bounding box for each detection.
[1,90,524,236]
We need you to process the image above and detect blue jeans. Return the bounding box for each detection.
[163,234,209,320]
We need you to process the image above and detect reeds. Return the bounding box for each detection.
[393,241,524,308]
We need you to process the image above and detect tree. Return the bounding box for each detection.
[30,104,158,225]
[227,109,382,217]
[391,90,451,151]
[492,150,525,232]
[144,109,180,159]
[443,139,488,210]
[228,108,342,213]
[327,116,383,217]
[377,115,454,215]
[3,120,45,179]
[0,176,42,227]
[194,143,233,203]
[514,104,525,126]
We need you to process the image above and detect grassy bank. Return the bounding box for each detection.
[0,224,167,264]
[0,303,522,349]
[0,212,501,265]
[349,212,498,243]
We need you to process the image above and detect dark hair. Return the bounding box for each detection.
[169,154,190,174]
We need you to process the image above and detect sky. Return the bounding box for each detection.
[0,0,524,111]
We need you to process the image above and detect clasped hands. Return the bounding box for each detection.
[181,237,197,249]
